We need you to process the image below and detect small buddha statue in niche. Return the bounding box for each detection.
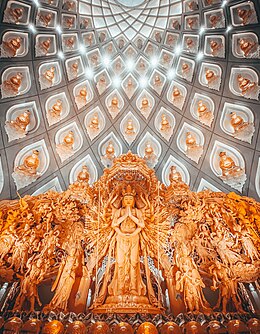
[187,18,196,29]
[137,38,143,49]
[237,8,254,25]
[2,37,21,57]
[210,40,223,57]
[172,19,180,30]
[64,37,75,50]
[106,44,113,54]
[172,86,184,109]
[144,142,157,168]
[16,150,40,176]
[101,142,116,167]
[209,14,221,28]
[166,34,176,46]
[88,113,99,131]
[40,66,55,89]
[146,44,154,56]
[161,53,171,66]
[38,12,53,27]
[2,72,23,96]
[186,38,196,52]
[185,131,203,163]
[118,39,125,50]
[197,100,213,127]
[96,75,107,94]
[99,32,106,43]
[160,114,171,132]
[37,38,51,56]
[68,61,79,80]
[238,38,257,57]
[56,131,75,162]
[140,96,151,118]
[90,53,99,67]
[181,62,193,81]
[125,119,135,135]
[138,59,146,72]
[115,60,122,73]
[109,96,120,116]
[237,74,257,96]
[219,151,243,177]
[153,75,163,92]
[229,112,255,143]
[65,17,74,29]
[5,7,24,24]
[125,78,135,97]
[155,32,162,43]
[75,87,87,109]
[187,1,198,11]
[63,1,75,11]
[5,110,30,141]
[205,69,220,90]
[80,17,89,29]
[77,165,89,183]
[47,100,63,126]
[169,165,182,183]
[84,34,93,47]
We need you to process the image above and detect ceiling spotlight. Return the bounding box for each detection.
[167,68,176,80]
[126,58,135,72]
[226,25,232,32]
[57,51,64,60]
[28,23,37,34]
[102,55,111,68]
[199,26,205,35]
[85,67,94,80]
[174,45,182,56]
[150,55,159,68]
[196,52,204,61]
[139,76,148,88]
[112,76,121,88]
[56,25,62,34]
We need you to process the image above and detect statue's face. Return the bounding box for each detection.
[122,195,135,207]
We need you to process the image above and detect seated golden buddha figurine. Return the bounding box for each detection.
[56,131,75,162]
[140,96,151,118]
[187,18,196,30]
[185,131,203,163]
[181,62,192,81]
[47,100,63,126]
[64,37,75,50]
[169,165,182,183]
[84,33,93,47]
[37,38,51,56]
[186,38,196,52]
[229,112,255,143]
[125,119,135,135]
[40,66,55,89]
[125,78,135,98]
[160,114,171,133]
[187,1,198,11]
[16,150,40,176]
[238,38,257,57]
[205,69,217,85]
[172,86,185,109]
[138,59,146,72]
[219,151,243,178]
[67,61,79,80]
[65,17,74,29]
[77,165,90,183]
[2,37,21,57]
[5,7,24,24]
[75,87,88,109]
[108,96,120,117]
[5,110,30,141]
[80,17,89,29]
[2,72,23,96]
[90,53,99,67]
[96,75,107,94]
[63,1,76,11]
[101,142,116,167]
[197,100,214,127]
[88,113,99,131]
[205,69,220,90]
[237,74,257,96]
[172,19,180,30]
[154,75,162,89]
[210,40,223,57]
[237,8,254,25]
[144,142,157,168]
[209,14,221,28]
[38,12,53,27]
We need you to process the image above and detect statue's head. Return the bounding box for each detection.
[122,185,136,207]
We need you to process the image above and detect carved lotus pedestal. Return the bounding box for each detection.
[92,295,163,314]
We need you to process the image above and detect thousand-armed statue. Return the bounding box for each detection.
[0,152,259,315]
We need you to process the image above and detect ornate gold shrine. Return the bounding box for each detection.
[0,152,259,316]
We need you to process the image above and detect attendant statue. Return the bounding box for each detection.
[169,166,182,183]
[238,38,256,57]
[229,112,254,143]
[101,142,116,167]
[90,54,99,67]
[185,132,203,163]
[84,34,93,47]
[2,37,21,57]
[63,1,76,11]
[153,75,162,91]
[197,100,213,127]
[56,131,75,162]
[47,100,63,126]
[5,110,30,141]
[75,87,87,109]
[2,73,23,96]
[172,87,185,110]
[80,18,89,29]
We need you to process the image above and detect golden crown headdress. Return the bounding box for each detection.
[122,184,136,197]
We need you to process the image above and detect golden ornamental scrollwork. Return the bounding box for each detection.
[0,152,259,315]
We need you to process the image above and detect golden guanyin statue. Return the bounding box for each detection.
[2,37,21,57]
[185,132,203,163]
[96,75,107,94]
[197,100,214,127]
[0,152,259,317]
[230,112,255,143]
[2,73,23,96]
[5,110,30,141]
[56,131,75,163]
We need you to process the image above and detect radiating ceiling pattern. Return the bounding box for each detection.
[0,0,260,200]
